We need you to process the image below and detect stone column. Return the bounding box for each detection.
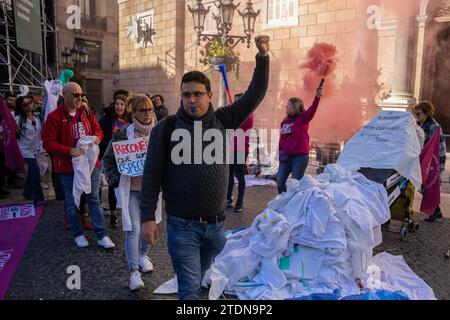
[414,0,429,100]
[379,6,417,111]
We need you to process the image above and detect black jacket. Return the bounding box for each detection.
[154,105,169,122]
[140,55,270,222]
[98,107,116,160]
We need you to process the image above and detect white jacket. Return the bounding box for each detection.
[14,115,43,159]
[115,125,162,231]
[72,136,99,208]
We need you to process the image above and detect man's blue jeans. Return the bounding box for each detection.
[277,155,309,194]
[60,167,106,240]
[167,215,226,300]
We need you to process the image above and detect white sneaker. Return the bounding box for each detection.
[129,271,145,291]
[74,235,89,248]
[97,236,115,249]
[139,256,154,273]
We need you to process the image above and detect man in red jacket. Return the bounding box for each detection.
[43,82,115,249]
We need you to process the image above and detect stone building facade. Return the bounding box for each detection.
[117,0,450,136]
[55,0,119,112]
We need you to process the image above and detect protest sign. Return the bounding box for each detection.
[112,137,149,177]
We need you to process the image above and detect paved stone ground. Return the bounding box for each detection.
[2,180,450,301]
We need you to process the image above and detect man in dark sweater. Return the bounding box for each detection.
[140,35,270,300]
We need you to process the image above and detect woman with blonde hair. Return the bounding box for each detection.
[102,94,161,290]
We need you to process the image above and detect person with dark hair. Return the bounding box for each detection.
[99,94,131,228]
[113,89,130,99]
[14,95,45,205]
[5,92,16,112]
[43,82,115,249]
[277,87,323,194]
[413,101,446,222]
[226,93,253,212]
[151,94,169,121]
[140,35,270,300]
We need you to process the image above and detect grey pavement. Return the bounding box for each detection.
[2,169,450,300]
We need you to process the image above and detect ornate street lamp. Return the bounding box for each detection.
[61,42,89,93]
[70,43,80,64]
[216,0,239,39]
[61,47,72,68]
[61,41,89,70]
[238,0,260,44]
[188,0,260,107]
[188,0,210,45]
[79,45,89,65]
[189,0,260,49]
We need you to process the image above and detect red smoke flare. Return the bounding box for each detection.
[301,43,338,78]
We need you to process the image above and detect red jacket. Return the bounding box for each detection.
[279,97,320,156]
[42,103,103,173]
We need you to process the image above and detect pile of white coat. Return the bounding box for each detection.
[206,165,436,300]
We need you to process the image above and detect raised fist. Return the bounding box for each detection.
[255,35,270,57]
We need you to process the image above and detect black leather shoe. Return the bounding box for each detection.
[234,204,243,212]
[425,210,443,222]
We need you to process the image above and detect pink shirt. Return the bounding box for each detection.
[279,97,320,156]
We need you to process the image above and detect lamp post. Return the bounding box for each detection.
[188,0,260,107]
[61,41,89,90]
[61,42,89,70]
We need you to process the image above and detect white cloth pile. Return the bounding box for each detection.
[205,165,435,300]
[337,111,424,188]
[72,136,100,208]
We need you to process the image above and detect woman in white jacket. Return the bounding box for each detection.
[14,96,45,206]
[102,94,161,290]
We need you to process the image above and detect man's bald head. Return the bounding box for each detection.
[62,82,83,111]
[62,82,82,95]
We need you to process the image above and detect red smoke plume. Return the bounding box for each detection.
[301,43,338,78]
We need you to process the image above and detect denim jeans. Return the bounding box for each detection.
[23,158,44,203]
[60,167,106,239]
[277,155,309,194]
[227,152,248,205]
[125,192,149,271]
[167,215,227,300]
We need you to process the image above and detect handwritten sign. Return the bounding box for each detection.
[112,137,149,177]
[0,204,36,222]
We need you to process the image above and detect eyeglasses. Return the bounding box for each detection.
[136,108,153,115]
[71,93,86,98]
[181,91,208,99]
